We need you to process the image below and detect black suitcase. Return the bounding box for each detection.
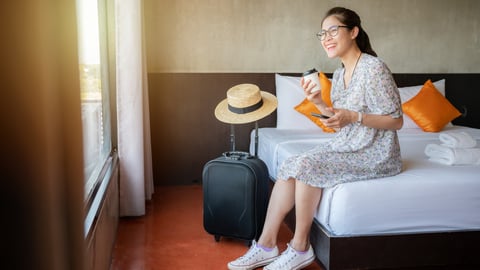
[202,123,269,243]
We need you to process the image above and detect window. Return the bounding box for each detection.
[76,0,112,211]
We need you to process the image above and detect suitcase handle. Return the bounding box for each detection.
[222,151,252,160]
[230,121,259,157]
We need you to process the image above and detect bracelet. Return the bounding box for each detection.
[357,112,363,124]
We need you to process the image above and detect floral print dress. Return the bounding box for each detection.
[277,54,403,188]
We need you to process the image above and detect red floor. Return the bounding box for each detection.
[110,185,324,269]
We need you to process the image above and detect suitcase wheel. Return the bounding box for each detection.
[214,235,221,242]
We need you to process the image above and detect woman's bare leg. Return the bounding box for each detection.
[291,180,323,251]
[257,178,295,248]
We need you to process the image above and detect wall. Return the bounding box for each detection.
[148,73,277,185]
[144,0,480,185]
[144,0,480,73]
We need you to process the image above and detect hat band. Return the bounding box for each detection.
[228,99,263,114]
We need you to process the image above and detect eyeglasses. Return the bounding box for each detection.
[316,25,351,41]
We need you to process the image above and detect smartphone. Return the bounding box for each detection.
[311,112,330,119]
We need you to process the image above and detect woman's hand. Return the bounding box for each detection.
[300,77,325,106]
[322,108,404,130]
[321,108,356,129]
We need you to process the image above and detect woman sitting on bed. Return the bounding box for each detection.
[228,7,403,270]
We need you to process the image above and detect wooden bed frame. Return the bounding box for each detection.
[309,219,480,270]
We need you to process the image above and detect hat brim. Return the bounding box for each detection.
[214,91,278,124]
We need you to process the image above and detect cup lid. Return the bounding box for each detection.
[303,68,318,76]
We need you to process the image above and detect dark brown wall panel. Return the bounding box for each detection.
[148,73,277,185]
[148,73,480,185]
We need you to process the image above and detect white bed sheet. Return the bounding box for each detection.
[249,126,480,236]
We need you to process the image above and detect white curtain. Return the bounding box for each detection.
[116,0,154,216]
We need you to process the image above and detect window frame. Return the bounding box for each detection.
[76,0,117,236]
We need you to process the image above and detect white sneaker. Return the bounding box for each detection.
[263,243,315,270]
[227,240,279,270]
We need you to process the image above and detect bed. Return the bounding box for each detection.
[248,73,480,270]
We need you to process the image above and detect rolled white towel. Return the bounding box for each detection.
[425,143,480,165]
[439,131,477,148]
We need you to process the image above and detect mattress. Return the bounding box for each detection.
[249,126,480,236]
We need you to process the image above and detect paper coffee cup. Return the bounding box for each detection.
[303,68,321,93]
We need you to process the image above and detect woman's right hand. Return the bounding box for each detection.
[300,77,325,106]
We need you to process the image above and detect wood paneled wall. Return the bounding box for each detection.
[148,73,277,185]
[148,73,480,185]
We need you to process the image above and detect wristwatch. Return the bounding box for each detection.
[357,112,363,124]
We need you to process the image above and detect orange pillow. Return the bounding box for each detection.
[402,80,461,132]
[318,72,333,107]
[294,72,335,133]
[294,99,335,133]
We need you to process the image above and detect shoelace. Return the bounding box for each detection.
[238,244,261,262]
[269,245,296,267]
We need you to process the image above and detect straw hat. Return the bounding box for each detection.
[215,83,277,124]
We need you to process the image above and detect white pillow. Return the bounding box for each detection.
[399,79,447,129]
[399,79,445,103]
[276,75,449,130]
[402,114,421,129]
[275,74,319,129]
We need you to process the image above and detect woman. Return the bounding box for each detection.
[228,7,403,270]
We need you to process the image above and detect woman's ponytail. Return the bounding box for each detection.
[356,27,377,57]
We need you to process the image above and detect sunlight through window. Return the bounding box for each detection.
[76,0,112,202]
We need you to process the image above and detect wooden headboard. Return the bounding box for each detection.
[148,73,479,185]
[393,73,478,128]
